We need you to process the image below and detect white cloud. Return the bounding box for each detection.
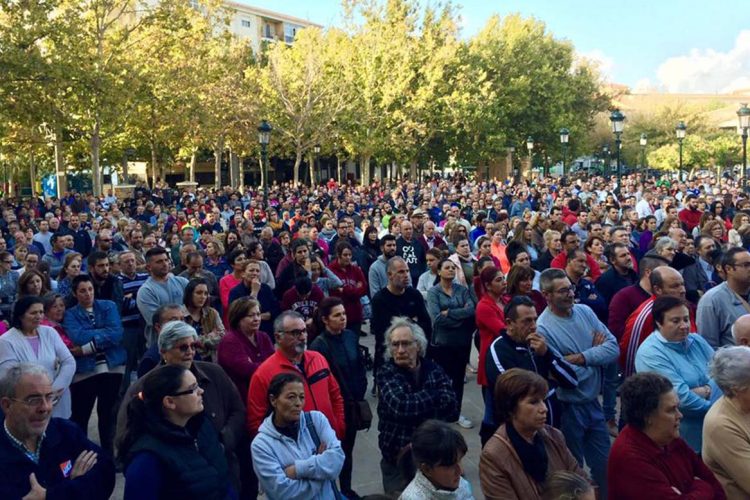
[633,78,664,94]
[577,49,615,81]
[655,30,750,94]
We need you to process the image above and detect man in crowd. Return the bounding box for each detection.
[682,235,719,303]
[84,250,124,309]
[537,269,619,499]
[698,247,750,348]
[596,242,638,305]
[62,214,92,257]
[41,233,72,278]
[368,234,399,298]
[136,247,189,347]
[246,311,345,438]
[0,364,116,499]
[396,220,426,287]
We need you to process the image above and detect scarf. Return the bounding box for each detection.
[507,422,548,484]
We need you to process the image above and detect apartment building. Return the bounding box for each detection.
[223,1,321,53]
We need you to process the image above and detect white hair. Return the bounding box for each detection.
[158,321,198,352]
[383,317,428,360]
[710,346,750,397]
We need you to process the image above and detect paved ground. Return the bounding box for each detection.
[103,326,487,499]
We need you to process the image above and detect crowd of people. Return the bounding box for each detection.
[0,171,749,499]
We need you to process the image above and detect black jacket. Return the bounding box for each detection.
[595,267,638,306]
[485,334,578,428]
[309,329,368,402]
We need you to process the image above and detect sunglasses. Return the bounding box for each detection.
[175,343,199,353]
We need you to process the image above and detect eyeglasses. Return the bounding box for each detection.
[390,340,416,350]
[10,393,60,408]
[732,262,750,269]
[554,285,576,295]
[175,343,199,353]
[282,328,307,338]
[171,384,200,397]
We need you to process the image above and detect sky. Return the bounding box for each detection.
[241,0,750,94]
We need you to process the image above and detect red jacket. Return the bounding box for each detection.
[475,295,505,387]
[246,350,346,439]
[608,425,725,500]
[329,260,367,324]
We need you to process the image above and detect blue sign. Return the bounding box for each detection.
[42,175,57,198]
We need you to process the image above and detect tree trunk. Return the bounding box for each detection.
[150,139,158,188]
[189,151,197,183]
[293,149,303,185]
[30,151,37,197]
[308,153,315,186]
[91,121,102,197]
[214,136,224,189]
[337,155,342,183]
[410,160,417,179]
[54,127,66,195]
[360,156,371,185]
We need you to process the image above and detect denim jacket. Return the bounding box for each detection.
[62,300,126,373]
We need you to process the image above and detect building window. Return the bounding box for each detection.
[284,24,299,43]
[263,22,274,39]
[241,20,251,28]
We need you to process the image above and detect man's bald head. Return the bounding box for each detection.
[732,314,750,346]
[650,266,686,300]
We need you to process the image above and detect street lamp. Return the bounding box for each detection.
[506,143,516,182]
[738,103,750,189]
[559,128,569,177]
[675,121,687,181]
[610,109,625,182]
[313,143,321,185]
[258,120,272,193]
[526,136,534,178]
[640,133,648,179]
[602,144,610,175]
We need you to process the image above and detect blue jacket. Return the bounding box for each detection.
[251,411,344,500]
[0,417,115,499]
[635,331,717,452]
[63,299,126,374]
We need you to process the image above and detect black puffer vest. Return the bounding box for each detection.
[127,413,231,500]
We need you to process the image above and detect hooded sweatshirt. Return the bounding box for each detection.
[251,411,344,500]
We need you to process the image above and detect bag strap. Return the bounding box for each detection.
[303,413,343,500]
[732,289,750,315]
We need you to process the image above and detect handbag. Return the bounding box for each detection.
[304,412,344,500]
[319,335,373,431]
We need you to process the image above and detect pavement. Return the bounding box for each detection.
[103,325,487,499]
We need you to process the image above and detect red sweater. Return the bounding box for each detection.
[246,350,346,439]
[475,295,506,387]
[679,207,703,232]
[329,260,368,324]
[608,425,725,500]
[607,284,651,340]
[550,252,603,281]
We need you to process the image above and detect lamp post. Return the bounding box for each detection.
[526,136,534,179]
[559,128,569,177]
[313,143,321,185]
[640,133,647,180]
[602,144,610,175]
[258,120,272,193]
[738,103,750,190]
[675,121,687,182]
[609,109,625,183]
[506,143,516,182]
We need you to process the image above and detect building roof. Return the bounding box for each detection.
[224,1,322,28]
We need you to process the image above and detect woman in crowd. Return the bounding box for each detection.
[480,369,587,500]
[542,472,595,500]
[608,371,725,499]
[40,292,76,352]
[219,249,248,317]
[427,258,477,429]
[634,295,715,452]
[490,228,511,274]
[56,252,82,298]
[505,264,547,314]
[12,245,28,272]
[17,269,51,298]
[0,296,76,418]
[246,241,276,290]
[183,277,225,362]
[251,372,345,499]
[510,222,539,264]
[204,238,230,278]
[399,420,474,500]
[476,235,501,269]
[583,236,609,273]
[309,297,368,499]
[118,364,235,500]
[309,226,329,261]
[329,242,367,336]
[472,257,495,300]
[217,297,274,401]
[63,274,125,455]
[651,236,677,263]
[637,216,658,255]
[659,215,682,232]
[309,255,343,296]
[703,346,750,498]
[475,265,507,440]
[536,229,561,272]
[447,236,475,287]
[727,212,750,247]
[418,248,445,298]
[0,251,18,320]
[357,225,380,271]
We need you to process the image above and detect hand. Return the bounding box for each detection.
[71,450,98,479]
[22,473,46,500]
[527,333,547,356]
[592,331,606,346]
[317,442,327,454]
[284,465,297,479]
[440,310,449,317]
[303,258,312,272]
[250,278,261,296]
[564,353,585,366]
[69,346,83,357]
